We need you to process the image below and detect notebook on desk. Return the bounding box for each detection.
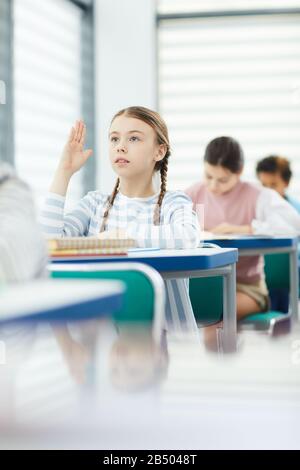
[48,236,136,257]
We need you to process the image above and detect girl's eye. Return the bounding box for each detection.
[110,137,118,143]
[130,136,139,142]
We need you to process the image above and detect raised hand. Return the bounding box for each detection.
[58,120,93,176]
[50,120,93,196]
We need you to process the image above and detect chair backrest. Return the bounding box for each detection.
[50,262,165,344]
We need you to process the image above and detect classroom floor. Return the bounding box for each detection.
[0,315,300,450]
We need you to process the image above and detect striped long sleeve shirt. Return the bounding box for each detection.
[41,189,201,333]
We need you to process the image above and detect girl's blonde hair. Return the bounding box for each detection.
[100,106,171,232]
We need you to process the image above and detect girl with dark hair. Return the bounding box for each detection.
[186,136,300,349]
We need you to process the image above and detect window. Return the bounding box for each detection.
[157,1,300,198]
[13,0,94,209]
[0,0,13,164]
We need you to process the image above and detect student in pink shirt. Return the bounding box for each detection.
[185,136,300,350]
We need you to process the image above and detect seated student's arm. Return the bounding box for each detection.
[209,222,252,235]
[125,191,201,249]
[252,187,300,236]
[0,166,47,282]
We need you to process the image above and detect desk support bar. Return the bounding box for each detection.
[222,263,237,353]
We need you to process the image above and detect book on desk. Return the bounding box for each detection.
[48,236,137,257]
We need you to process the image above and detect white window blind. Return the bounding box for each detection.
[158,0,300,14]
[158,7,300,199]
[14,0,83,209]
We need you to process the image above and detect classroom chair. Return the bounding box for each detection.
[49,262,165,344]
[189,253,292,336]
[241,253,291,335]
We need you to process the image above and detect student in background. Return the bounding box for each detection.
[256,155,300,214]
[41,107,200,335]
[185,137,300,350]
[0,163,47,282]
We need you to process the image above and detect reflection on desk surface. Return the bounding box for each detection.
[0,318,300,449]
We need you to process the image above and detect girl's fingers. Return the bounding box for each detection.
[79,121,84,142]
[79,122,86,145]
[74,120,81,142]
[68,126,75,143]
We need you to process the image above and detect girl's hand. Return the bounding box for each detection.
[58,120,93,177]
[211,223,252,234]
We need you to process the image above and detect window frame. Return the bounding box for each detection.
[1,0,95,192]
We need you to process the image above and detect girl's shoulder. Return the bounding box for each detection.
[240,181,263,197]
[240,181,258,189]
[163,190,194,205]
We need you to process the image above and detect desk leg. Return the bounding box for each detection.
[222,263,237,352]
[289,249,299,323]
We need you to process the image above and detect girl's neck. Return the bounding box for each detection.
[119,178,157,198]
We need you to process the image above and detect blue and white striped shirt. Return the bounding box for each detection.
[41,190,201,333]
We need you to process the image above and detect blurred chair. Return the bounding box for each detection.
[241,253,291,335]
[189,252,292,336]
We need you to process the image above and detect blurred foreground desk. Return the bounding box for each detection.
[0,279,124,325]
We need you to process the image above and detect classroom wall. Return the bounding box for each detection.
[95,0,157,193]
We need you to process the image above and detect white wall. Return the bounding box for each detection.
[95,0,157,193]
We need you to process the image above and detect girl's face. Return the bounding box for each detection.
[109,115,165,179]
[204,162,241,195]
[257,171,288,197]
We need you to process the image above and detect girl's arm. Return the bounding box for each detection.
[125,192,201,249]
[252,188,300,236]
[210,223,252,235]
[41,121,94,238]
[50,120,92,196]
